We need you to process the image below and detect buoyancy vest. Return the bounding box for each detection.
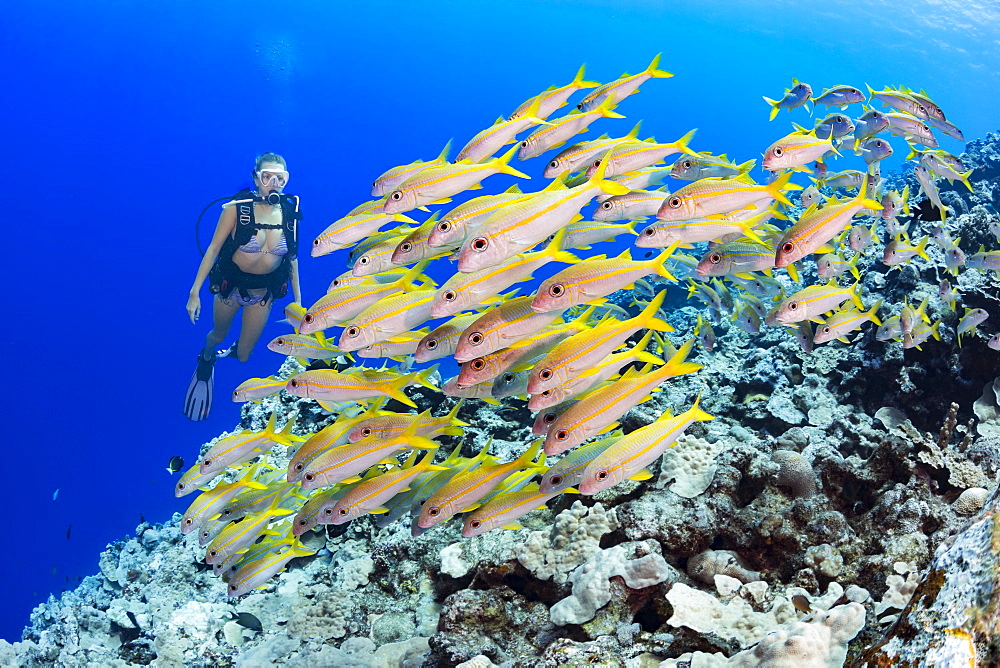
[209,188,303,304]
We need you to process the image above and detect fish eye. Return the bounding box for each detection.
[521,141,529,148]
[541,390,552,397]
[338,508,348,516]
[297,519,307,526]
[539,368,553,380]
[304,473,314,481]
[549,160,559,168]
[362,428,372,436]
[184,518,192,526]
[469,332,484,345]
[359,256,370,265]
[596,470,609,480]
[400,242,412,252]
[210,550,218,557]
[772,147,783,157]
[470,520,481,528]
[602,202,612,209]
[391,192,402,201]
[471,359,486,371]
[550,475,562,485]
[438,221,451,232]
[443,290,457,301]
[544,413,557,424]
[294,463,304,471]
[876,140,883,147]
[643,227,655,236]
[303,314,314,323]
[428,507,440,516]
[835,116,844,122]
[276,338,285,345]
[789,302,798,310]
[781,242,794,254]
[202,458,213,467]
[313,239,320,245]
[668,197,682,209]
[683,161,692,169]
[346,326,360,337]
[556,429,568,440]
[710,253,722,264]
[503,373,514,382]
[548,283,565,297]
[823,327,830,333]
[425,339,438,349]
[472,238,489,252]
[289,379,299,387]
[593,159,602,167]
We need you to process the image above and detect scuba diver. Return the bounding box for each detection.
[184,153,302,421]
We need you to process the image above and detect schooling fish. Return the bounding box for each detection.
[762,130,836,172]
[762,79,812,120]
[372,140,452,197]
[865,85,929,119]
[302,264,426,333]
[508,64,600,121]
[576,53,673,112]
[456,95,549,163]
[462,484,564,537]
[518,97,625,160]
[670,152,756,181]
[578,396,713,495]
[232,377,286,403]
[813,300,882,345]
[543,121,643,178]
[582,129,698,179]
[957,308,989,347]
[811,85,866,110]
[858,137,893,165]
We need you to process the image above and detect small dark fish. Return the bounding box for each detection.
[167,456,185,474]
[234,612,263,632]
[51,566,58,576]
[791,594,812,613]
[139,513,146,524]
[66,525,72,540]
[126,611,140,630]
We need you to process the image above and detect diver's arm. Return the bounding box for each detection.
[289,258,301,306]
[187,206,237,323]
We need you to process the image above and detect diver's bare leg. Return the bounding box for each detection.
[203,295,240,359]
[235,299,274,362]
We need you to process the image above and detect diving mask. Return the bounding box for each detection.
[257,169,289,187]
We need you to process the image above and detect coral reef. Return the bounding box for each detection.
[8,125,1000,667]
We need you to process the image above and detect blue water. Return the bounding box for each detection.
[3,0,997,642]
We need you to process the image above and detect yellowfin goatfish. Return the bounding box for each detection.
[882,234,931,267]
[205,497,293,565]
[957,308,989,347]
[762,79,812,120]
[267,332,341,360]
[670,153,755,181]
[457,157,629,273]
[577,54,673,112]
[696,240,777,278]
[348,403,466,443]
[300,422,439,491]
[232,376,286,403]
[415,314,482,362]
[199,413,298,476]
[312,211,418,257]
[337,290,437,352]
[351,231,414,276]
[301,262,428,334]
[427,185,528,249]
[774,178,882,267]
[526,290,672,395]
[818,170,866,190]
[227,539,316,598]
[916,149,973,192]
[556,219,637,250]
[913,164,947,221]
[454,296,566,362]
[813,300,882,344]
[657,171,800,221]
[456,95,549,163]
[357,331,427,360]
[324,450,448,525]
[797,114,854,140]
[811,85,865,110]
[417,440,545,528]
[858,138,893,165]
[774,281,865,325]
[865,85,929,120]
[593,189,670,222]
[462,484,564,537]
[967,244,1000,272]
[372,140,452,196]
[543,122,642,178]
[508,64,599,121]
[763,131,836,172]
[638,207,769,248]
[432,228,579,318]
[287,403,390,483]
[927,116,964,142]
[285,366,435,408]
[180,465,269,533]
[382,144,529,214]
[816,253,861,280]
[390,215,459,266]
[903,318,942,350]
[517,97,625,160]
[884,112,937,147]
[544,339,700,454]
[583,130,698,180]
[538,433,621,494]
[530,247,678,314]
[578,397,713,495]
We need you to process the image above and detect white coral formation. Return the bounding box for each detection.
[804,543,844,578]
[773,450,817,498]
[875,561,920,622]
[655,434,726,498]
[687,549,761,586]
[953,486,989,515]
[550,540,678,626]
[516,501,618,584]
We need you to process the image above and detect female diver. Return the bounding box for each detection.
[184,153,302,421]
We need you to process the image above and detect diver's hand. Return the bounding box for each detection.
[187,293,201,324]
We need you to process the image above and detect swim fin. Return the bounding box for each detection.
[184,353,215,421]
